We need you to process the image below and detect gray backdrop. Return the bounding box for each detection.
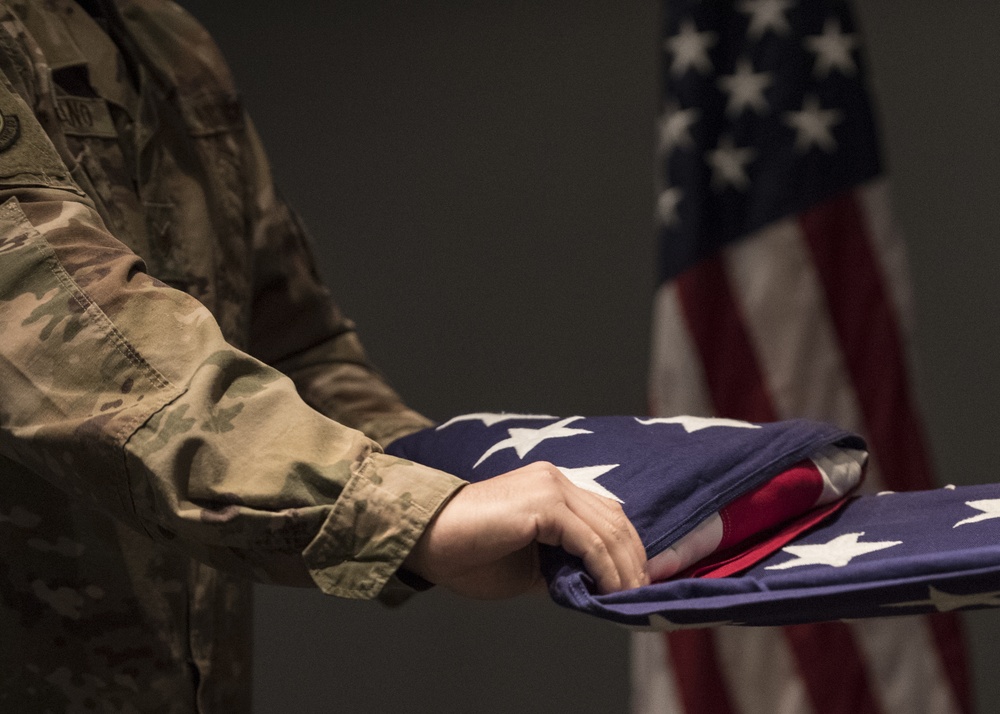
[177,2,1000,712]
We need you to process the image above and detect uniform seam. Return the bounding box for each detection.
[0,171,85,194]
[0,200,178,405]
[35,242,173,391]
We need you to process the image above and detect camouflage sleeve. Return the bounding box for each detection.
[0,35,464,599]
[244,118,433,448]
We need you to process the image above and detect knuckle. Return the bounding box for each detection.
[533,464,565,491]
[588,535,609,556]
[607,526,628,544]
[534,461,565,482]
[608,506,632,529]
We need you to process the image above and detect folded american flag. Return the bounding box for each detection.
[388,413,1000,627]
[389,414,1000,627]
[389,413,866,575]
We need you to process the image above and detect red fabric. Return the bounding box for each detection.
[685,497,849,579]
[665,630,739,714]
[786,623,886,714]
[717,459,825,550]
[800,195,971,710]
[670,207,887,713]
[677,256,777,424]
[800,196,935,492]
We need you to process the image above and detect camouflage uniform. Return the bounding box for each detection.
[0,0,465,710]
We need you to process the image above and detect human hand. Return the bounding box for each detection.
[402,461,649,599]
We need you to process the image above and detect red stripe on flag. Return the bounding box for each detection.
[927,613,975,714]
[716,460,824,550]
[801,191,971,712]
[676,256,776,423]
[673,257,767,712]
[665,631,738,714]
[785,623,884,714]
[799,191,935,492]
[676,252,887,714]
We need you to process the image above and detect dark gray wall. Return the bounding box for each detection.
[178,2,1000,712]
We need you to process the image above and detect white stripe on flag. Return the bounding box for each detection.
[856,179,927,409]
[649,281,716,417]
[636,195,966,714]
[850,617,962,714]
[720,212,886,491]
[857,179,915,340]
[720,192,961,714]
[630,632,684,714]
[715,627,816,714]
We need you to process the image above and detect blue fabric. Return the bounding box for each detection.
[550,484,1000,628]
[390,415,1000,627]
[387,415,860,558]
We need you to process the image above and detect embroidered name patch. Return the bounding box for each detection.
[55,96,117,139]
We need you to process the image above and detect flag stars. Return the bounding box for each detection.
[436,413,557,430]
[558,464,623,503]
[805,17,858,78]
[657,187,684,227]
[665,19,717,77]
[473,416,591,467]
[953,499,1000,528]
[717,58,772,117]
[765,532,901,570]
[738,0,795,40]
[784,95,842,153]
[887,585,1000,613]
[658,105,700,155]
[707,135,757,192]
[635,416,760,433]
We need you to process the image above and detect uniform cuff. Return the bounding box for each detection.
[302,452,465,599]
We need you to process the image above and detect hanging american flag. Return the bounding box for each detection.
[639,0,971,712]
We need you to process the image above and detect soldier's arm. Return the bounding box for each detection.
[0,26,464,598]
[0,12,645,600]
